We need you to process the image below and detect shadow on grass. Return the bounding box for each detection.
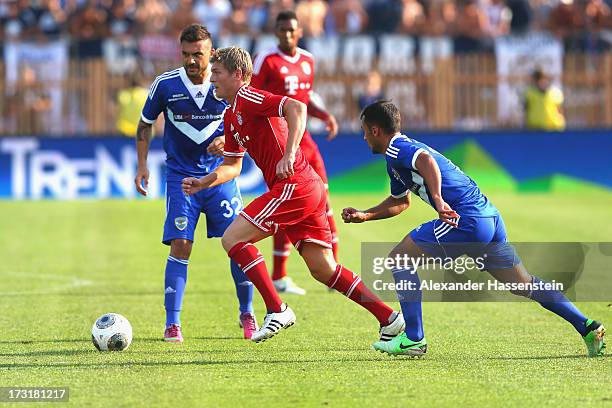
[0,356,395,369]
[1,290,234,298]
[0,336,232,345]
[488,354,610,360]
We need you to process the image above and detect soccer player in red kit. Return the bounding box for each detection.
[182,46,405,343]
[251,10,339,295]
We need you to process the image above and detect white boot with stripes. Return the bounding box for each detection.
[379,312,405,342]
[251,303,296,343]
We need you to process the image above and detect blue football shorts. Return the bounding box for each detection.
[409,213,521,270]
[162,178,242,245]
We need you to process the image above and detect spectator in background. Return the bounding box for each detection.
[68,0,109,57]
[524,68,566,131]
[108,0,136,37]
[422,0,457,36]
[20,0,67,41]
[365,0,403,33]
[104,0,139,75]
[296,0,328,37]
[584,0,612,31]
[454,0,490,52]
[399,0,426,34]
[482,0,512,36]
[327,0,368,35]
[263,0,295,32]
[548,0,584,39]
[221,0,251,35]
[135,0,171,34]
[193,0,231,39]
[115,73,149,137]
[168,0,198,38]
[247,0,270,33]
[1,1,23,42]
[506,0,532,35]
[358,70,385,112]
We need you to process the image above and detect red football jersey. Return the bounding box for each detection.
[251,47,314,105]
[223,85,316,188]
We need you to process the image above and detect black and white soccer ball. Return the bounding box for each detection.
[91,313,133,351]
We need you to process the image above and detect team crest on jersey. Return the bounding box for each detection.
[174,216,188,231]
[280,66,289,74]
[301,61,311,75]
[236,112,243,125]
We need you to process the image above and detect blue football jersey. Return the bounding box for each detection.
[385,134,498,217]
[141,67,227,180]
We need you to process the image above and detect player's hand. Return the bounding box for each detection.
[181,177,205,196]
[434,199,460,227]
[276,154,295,179]
[325,115,339,141]
[135,166,149,196]
[341,207,368,223]
[207,136,225,157]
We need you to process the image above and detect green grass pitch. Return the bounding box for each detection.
[0,192,610,407]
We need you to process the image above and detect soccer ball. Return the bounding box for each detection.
[91,313,133,351]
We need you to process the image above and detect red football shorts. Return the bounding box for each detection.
[300,132,328,185]
[240,178,332,251]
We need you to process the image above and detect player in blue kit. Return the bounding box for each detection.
[135,24,257,342]
[342,100,606,357]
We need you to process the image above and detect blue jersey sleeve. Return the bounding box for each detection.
[141,77,166,124]
[387,138,427,172]
[386,162,409,198]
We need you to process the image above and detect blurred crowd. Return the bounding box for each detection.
[1,0,611,51]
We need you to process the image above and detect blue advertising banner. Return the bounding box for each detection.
[0,130,610,199]
[0,137,265,199]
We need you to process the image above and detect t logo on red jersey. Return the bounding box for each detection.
[284,75,299,95]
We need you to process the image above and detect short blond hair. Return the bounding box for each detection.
[211,47,253,83]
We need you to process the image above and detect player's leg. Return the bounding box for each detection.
[271,231,306,295]
[372,215,464,356]
[485,216,605,356]
[222,214,297,342]
[299,243,401,330]
[302,137,339,262]
[487,263,605,356]
[164,239,191,342]
[370,233,430,356]
[202,181,257,339]
[162,180,202,343]
[326,198,339,262]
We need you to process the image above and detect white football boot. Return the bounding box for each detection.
[379,312,405,342]
[251,304,296,343]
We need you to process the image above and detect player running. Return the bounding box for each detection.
[135,25,257,343]
[181,47,405,344]
[251,10,339,295]
[342,100,606,357]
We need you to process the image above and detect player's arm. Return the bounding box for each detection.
[182,156,243,196]
[342,194,411,223]
[414,152,459,226]
[308,92,338,140]
[276,98,307,179]
[135,119,153,196]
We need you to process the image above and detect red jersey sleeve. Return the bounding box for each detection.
[238,86,288,118]
[222,113,245,158]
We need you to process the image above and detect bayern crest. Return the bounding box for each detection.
[301,61,311,75]
[236,112,243,125]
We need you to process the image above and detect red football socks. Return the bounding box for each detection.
[327,264,393,325]
[272,232,291,281]
[229,242,283,313]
